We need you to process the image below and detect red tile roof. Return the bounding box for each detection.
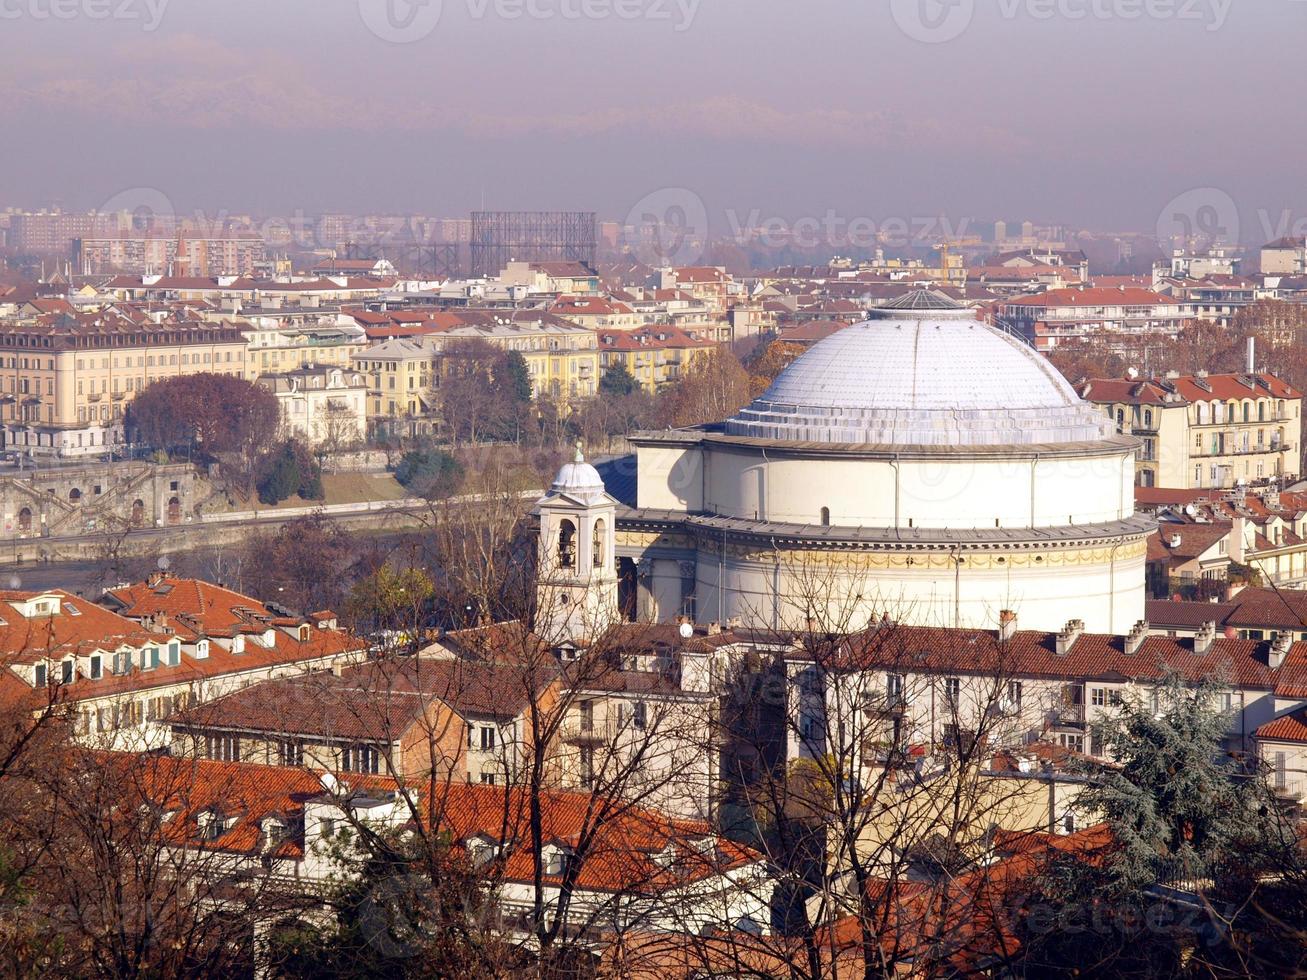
[1005,287,1178,307]
[597,325,714,351]
[1084,372,1301,405]
[814,622,1284,691]
[1256,708,1307,743]
[117,754,759,892]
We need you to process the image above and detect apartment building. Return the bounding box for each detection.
[0,578,366,751]
[0,312,248,457]
[1000,286,1195,351]
[1138,487,1307,591]
[239,314,368,379]
[1261,236,1307,275]
[9,211,121,254]
[76,235,266,277]
[778,615,1307,803]
[596,325,715,393]
[122,753,770,941]
[169,656,560,784]
[353,317,601,420]
[1080,371,1302,489]
[256,365,368,447]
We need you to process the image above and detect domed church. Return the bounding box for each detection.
[539,291,1153,637]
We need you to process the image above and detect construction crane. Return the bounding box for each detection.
[932,240,963,287]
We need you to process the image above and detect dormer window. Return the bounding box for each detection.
[32,663,47,688]
[197,810,229,841]
[231,635,246,654]
[194,640,209,660]
[166,642,180,666]
[88,654,103,680]
[298,624,310,642]
[113,651,132,675]
[543,846,569,876]
[60,660,74,685]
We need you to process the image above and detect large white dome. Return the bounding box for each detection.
[727,291,1114,447]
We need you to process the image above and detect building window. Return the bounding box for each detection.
[632,700,648,729]
[89,655,102,680]
[278,740,304,767]
[580,745,594,789]
[1091,688,1106,707]
[479,772,497,786]
[343,745,379,774]
[33,663,47,688]
[944,677,960,704]
[60,660,74,685]
[1006,681,1023,709]
[479,726,496,751]
[205,735,241,762]
[1058,733,1085,754]
[820,506,831,527]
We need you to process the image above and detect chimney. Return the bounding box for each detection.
[1193,621,1217,655]
[1055,619,1085,656]
[998,609,1018,642]
[1248,335,1256,375]
[1168,533,1183,549]
[1269,632,1292,669]
[1125,620,1148,656]
[706,622,722,637]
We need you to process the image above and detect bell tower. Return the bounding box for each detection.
[535,444,619,646]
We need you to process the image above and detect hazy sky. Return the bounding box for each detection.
[3,0,1305,239]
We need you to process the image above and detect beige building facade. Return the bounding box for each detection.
[1081,371,1302,489]
[0,316,248,457]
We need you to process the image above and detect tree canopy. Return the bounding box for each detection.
[127,373,280,460]
[394,448,463,499]
[436,340,534,445]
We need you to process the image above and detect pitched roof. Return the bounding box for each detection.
[1084,372,1301,405]
[1004,287,1178,307]
[171,672,431,742]
[1145,599,1238,631]
[813,622,1285,690]
[117,754,759,892]
[0,589,157,663]
[1255,708,1307,743]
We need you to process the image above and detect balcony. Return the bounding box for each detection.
[1054,702,1086,727]
[1271,776,1305,803]
[562,721,615,745]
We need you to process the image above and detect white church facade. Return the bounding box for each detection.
[559,291,1153,637]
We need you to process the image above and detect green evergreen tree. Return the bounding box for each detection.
[1021,673,1293,977]
[394,449,463,499]
[501,350,533,405]
[598,361,638,397]
[257,444,302,505]
[1077,672,1280,893]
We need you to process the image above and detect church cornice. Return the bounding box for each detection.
[615,507,1156,554]
[629,425,1141,461]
